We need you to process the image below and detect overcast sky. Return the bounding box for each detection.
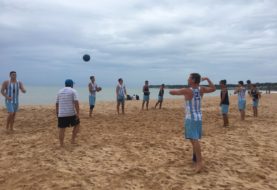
[0,0,276,87]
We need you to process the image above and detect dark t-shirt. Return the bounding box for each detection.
[143,86,150,96]
[251,89,259,100]
[221,90,229,105]
[158,89,164,97]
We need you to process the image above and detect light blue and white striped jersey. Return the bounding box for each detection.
[6,80,20,104]
[185,87,202,121]
[238,87,246,101]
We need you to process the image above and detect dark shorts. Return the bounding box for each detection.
[58,115,80,128]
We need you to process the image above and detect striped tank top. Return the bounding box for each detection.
[238,87,246,101]
[185,87,202,121]
[6,80,20,104]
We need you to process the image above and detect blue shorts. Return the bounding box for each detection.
[158,96,163,102]
[89,95,96,106]
[238,99,246,110]
[184,119,202,140]
[143,95,149,101]
[221,104,229,114]
[253,99,259,107]
[117,95,125,103]
[5,102,18,113]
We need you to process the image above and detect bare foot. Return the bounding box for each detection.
[195,162,203,173]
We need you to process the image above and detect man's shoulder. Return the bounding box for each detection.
[1,80,9,87]
[2,80,9,84]
[58,87,78,95]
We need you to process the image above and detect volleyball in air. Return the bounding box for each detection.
[83,54,91,62]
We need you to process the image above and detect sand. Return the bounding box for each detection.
[0,94,277,190]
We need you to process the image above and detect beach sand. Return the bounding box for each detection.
[0,94,277,190]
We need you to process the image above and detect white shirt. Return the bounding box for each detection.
[56,87,78,117]
[89,82,98,96]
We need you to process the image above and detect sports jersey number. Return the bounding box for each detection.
[194,91,200,100]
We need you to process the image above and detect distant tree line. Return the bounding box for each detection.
[149,83,277,91]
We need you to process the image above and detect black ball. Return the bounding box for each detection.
[83,54,90,62]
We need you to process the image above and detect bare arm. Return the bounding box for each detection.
[258,92,262,99]
[1,81,8,98]
[124,86,127,96]
[116,86,119,97]
[88,83,93,94]
[55,103,59,117]
[1,81,12,100]
[74,101,80,118]
[19,81,26,93]
[201,77,216,94]
[169,88,190,96]
[234,87,239,94]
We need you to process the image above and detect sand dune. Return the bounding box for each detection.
[0,94,277,190]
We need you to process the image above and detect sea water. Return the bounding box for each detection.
[0,86,223,105]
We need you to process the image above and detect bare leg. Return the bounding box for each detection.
[6,113,16,131]
[154,101,159,109]
[223,114,228,127]
[117,102,120,114]
[146,101,149,110]
[190,140,197,162]
[59,128,66,147]
[122,103,125,114]
[252,107,258,117]
[142,101,145,110]
[6,113,13,130]
[191,140,203,173]
[159,101,163,109]
[240,110,245,121]
[89,105,95,117]
[71,125,79,144]
[10,113,16,131]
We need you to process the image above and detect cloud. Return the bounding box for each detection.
[0,0,277,86]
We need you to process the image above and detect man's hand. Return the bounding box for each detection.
[201,77,208,81]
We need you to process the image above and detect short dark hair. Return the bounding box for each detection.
[246,80,251,84]
[90,76,94,80]
[65,79,74,87]
[145,80,148,83]
[118,78,123,82]
[220,80,227,85]
[238,81,244,85]
[10,71,16,76]
[190,73,201,84]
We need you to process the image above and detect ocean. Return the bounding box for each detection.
[1,86,224,105]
